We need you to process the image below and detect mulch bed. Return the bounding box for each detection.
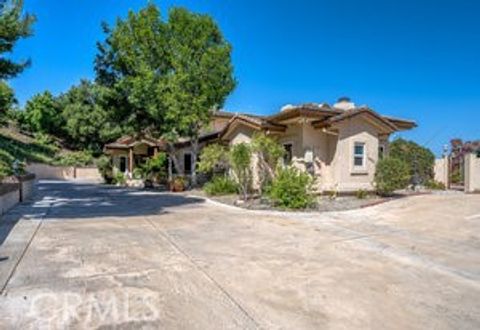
[186,189,403,213]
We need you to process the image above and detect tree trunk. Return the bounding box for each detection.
[190,137,200,187]
[167,142,180,181]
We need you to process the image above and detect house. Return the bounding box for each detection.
[104,98,416,192]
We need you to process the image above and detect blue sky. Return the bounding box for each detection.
[9,0,480,156]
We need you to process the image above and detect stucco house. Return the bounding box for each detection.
[105,98,416,192]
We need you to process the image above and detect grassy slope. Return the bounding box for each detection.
[0,127,59,164]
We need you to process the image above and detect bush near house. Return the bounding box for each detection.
[251,133,284,195]
[424,180,446,190]
[96,155,113,183]
[229,143,252,201]
[389,138,435,185]
[269,167,314,209]
[374,157,410,196]
[203,175,239,196]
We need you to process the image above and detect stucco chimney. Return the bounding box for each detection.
[333,97,355,110]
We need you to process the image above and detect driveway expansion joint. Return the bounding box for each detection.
[144,216,261,329]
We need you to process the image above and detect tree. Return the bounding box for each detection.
[0,0,35,79]
[24,91,63,134]
[0,0,35,122]
[229,143,252,201]
[374,157,410,196]
[95,4,235,182]
[0,79,15,119]
[59,80,121,155]
[389,138,435,185]
[197,143,229,174]
[161,8,235,186]
[251,133,284,194]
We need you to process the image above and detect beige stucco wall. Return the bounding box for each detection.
[0,188,19,215]
[278,123,304,166]
[26,163,75,180]
[26,163,102,182]
[465,153,480,193]
[225,116,383,192]
[75,167,103,182]
[434,158,449,186]
[228,126,260,189]
[326,117,379,192]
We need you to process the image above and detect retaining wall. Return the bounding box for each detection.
[26,163,102,182]
[0,174,35,216]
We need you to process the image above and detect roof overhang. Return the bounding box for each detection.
[219,115,286,141]
[268,107,342,124]
[312,108,401,134]
[382,116,417,131]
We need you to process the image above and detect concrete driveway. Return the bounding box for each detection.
[0,181,479,329]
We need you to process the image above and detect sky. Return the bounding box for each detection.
[9,0,480,156]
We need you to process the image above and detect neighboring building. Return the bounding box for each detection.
[104,98,416,192]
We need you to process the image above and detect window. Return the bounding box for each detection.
[476,150,480,158]
[378,145,385,159]
[283,143,293,165]
[353,142,365,167]
[184,153,192,175]
[119,157,127,173]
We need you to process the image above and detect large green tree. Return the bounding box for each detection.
[95,4,235,182]
[0,0,35,120]
[59,80,122,155]
[161,8,235,185]
[24,91,63,134]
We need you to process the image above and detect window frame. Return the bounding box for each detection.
[352,142,366,171]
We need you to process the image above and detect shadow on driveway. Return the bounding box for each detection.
[0,180,205,247]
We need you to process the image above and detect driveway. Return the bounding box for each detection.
[0,181,479,329]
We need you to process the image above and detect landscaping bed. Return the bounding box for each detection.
[188,189,387,212]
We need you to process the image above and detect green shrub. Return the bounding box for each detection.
[53,150,93,167]
[96,155,113,183]
[203,175,239,196]
[34,132,60,152]
[425,180,446,190]
[389,138,435,185]
[374,157,410,196]
[269,167,314,209]
[198,144,229,174]
[0,149,14,180]
[229,143,252,201]
[355,189,368,199]
[143,153,167,182]
[112,172,126,185]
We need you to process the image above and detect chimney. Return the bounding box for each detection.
[333,97,355,111]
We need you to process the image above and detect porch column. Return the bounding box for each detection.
[154,147,158,156]
[128,147,134,174]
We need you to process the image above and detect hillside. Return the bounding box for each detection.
[0,126,59,165]
[0,125,74,178]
